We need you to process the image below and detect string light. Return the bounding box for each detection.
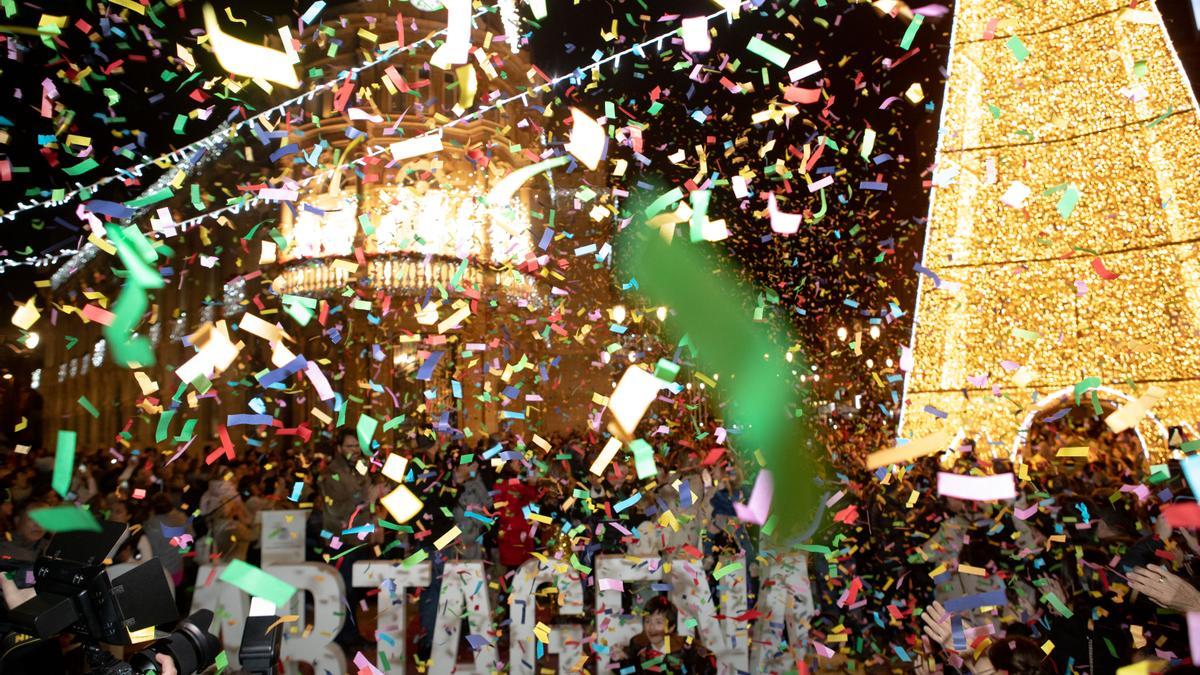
[44,8,739,286]
[0,7,492,224]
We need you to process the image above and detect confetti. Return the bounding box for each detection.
[202,4,300,87]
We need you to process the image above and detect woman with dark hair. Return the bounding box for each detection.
[985,636,1056,675]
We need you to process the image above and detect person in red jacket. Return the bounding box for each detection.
[493,460,541,569]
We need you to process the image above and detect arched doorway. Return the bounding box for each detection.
[1013,385,1170,467]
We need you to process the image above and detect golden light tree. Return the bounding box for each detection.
[897,0,1200,459]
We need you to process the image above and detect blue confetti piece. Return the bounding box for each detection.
[944,589,1007,614]
[416,351,444,381]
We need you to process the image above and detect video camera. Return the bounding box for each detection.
[1,519,281,674]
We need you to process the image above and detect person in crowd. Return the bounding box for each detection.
[320,428,371,534]
[445,447,489,561]
[141,492,192,587]
[617,595,716,674]
[0,497,47,563]
[9,402,1200,673]
[199,476,257,562]
[494,458,542,570]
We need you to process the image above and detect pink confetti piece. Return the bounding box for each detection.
[936,472,1016,501]
[734,469,774,525]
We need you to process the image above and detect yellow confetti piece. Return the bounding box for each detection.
[589,437,623,476]
[380,484,423,523]
[565,107,605,170]
[11,297,39,330]
[434,526,461,550]
[867,430,953,470]
[437,306,471,334]
[110,0,147,15]
[202,3,300,88]
[331,259,359,274]
[381,454,409,483]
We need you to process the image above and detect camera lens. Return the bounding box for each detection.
[128,610,222,675]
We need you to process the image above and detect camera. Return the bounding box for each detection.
[1,518,277,674]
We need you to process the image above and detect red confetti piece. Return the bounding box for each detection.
[1091,257,1120,280]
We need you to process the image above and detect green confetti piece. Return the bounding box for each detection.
[899,13,924,51]
[105,225,165,369]
[1041,592,1074,618]
[125,188,174,209]
[77,395,99,418]
[1074,376,1101,405]
[176,417,198,443]
[746,36,790,68]
[762,513,779,536]
[688,189,710,242]
[190,183,205,210]
[356,414,378,454]
[1146,104,1174,128]
[53,430,76,498]
[1012,328,1041,342]
[1056,184,1081,219]
[173,114,188,134]
[713,562,743,580]
[653,359,680,382]
[1149,463,1172,484]
[215,650,229,674]
[403,548,428,568]
[219,559,297,608]
[329,543,368,561]
[156,409,176,443]
[1006,35,1029,62]
[62,157,99,175]
[615,187,824,540]
[644,187,684,218]
[29,505,101,533]
[628,438,658,480]
[107,285,154,367]
[795,544,833,555]
[282,295,316,326]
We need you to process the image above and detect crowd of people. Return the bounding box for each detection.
[2,404,1200,674]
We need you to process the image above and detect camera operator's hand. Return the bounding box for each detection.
[155,653,178,675]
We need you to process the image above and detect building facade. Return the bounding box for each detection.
[38,0,616,452]
[899,0,1200,459]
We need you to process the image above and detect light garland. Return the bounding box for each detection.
[42,7,740,285]
[897,0,1200,459]
[0,7,492,224]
